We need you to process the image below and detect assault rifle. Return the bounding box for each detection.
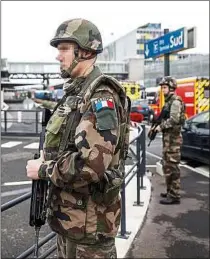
[147,106,169,147]
[29,108,51,258]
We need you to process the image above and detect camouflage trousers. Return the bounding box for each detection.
[57,234,117,259]
[162,159,181,199]
[162,132,182,199]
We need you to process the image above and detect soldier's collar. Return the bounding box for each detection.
[81,66,103,87]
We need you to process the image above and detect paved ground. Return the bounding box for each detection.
[126,166,209,258]
[1,126,209,258]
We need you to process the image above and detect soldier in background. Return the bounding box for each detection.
[153,76,185,205]
[32,97,57,109]
[26,18,130,258]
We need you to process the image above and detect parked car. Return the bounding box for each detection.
[34,90,52,100]
[181,110,210,165]
[130,112,144,123]
[130,99,154,123]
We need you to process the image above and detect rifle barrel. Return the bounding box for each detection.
[34,227,40,259]
[148,140,152,147]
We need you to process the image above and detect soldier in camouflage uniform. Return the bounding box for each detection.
[26,18,130,258]
[152,76,185,205]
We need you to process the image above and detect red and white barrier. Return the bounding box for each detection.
[130,121,139,128]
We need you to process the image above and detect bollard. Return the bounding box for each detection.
[140,124,146,190]
[18,111,22,123]
[133,126,144,206]
[39,111,42,123]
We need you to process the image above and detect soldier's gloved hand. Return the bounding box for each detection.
[26,150,45,180]
[32,98,43,104]
[148,126,155,138]
[155,125,161,132]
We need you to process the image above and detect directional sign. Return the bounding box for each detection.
[144,27,188,59]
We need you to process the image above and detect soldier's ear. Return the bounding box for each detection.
[81,50,93,58]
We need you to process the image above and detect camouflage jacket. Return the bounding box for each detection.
[38,66,129,243]
[160,93,185,132]
[33,99,57,110]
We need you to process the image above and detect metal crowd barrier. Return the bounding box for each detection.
[1,124,146,258]
[118,125,146,239]
[1,109,42,136]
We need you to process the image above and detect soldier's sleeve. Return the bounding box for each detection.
[33,98,57,109]
[160,99,182,130]
[41,100,57,109]
[38,90,120,189]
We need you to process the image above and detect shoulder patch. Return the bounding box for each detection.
[91,97,118,131]
[94,97,114,112]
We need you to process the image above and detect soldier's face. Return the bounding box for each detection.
[56,42,75,70]
[161,84,169,96]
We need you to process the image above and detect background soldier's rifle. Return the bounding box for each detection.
[29,108,51,258]
[148,106,169,147]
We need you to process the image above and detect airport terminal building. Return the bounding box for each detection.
[98,23,164,62]
[98,22,209,86]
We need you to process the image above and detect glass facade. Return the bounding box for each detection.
[136,23,164,58]
[144,54,209,88]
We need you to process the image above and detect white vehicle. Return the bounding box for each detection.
[145,86,160,103]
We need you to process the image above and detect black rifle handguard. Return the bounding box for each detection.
[29,108,51,227]
[147,105,169,146]
[29,108,51,258]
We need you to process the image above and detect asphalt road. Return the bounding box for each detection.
[126,167,209,258]
[1,128,209,258]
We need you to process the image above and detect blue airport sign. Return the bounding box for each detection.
[144,27,188,59]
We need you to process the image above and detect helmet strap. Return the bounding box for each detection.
[169,87,175,93]
[61,46,96,79]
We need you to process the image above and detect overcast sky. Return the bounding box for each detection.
[1,1,209,62]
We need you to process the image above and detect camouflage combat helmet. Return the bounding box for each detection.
[159,76,177,90]
[50,18,103,54]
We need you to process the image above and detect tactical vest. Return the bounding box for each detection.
[57,75,130,153]
[45,74,130,206]
[171,95,186,125]
[164,94,186,126]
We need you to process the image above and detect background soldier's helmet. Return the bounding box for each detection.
[159,76,177,90]
[50,18,103,54]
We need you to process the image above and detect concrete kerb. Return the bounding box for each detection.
[115,169,152,257]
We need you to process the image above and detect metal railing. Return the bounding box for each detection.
[118,125,146,239]
[1,109,42,136]
[1,124,146,258]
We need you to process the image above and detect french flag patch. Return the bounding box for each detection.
[95,98,114,112]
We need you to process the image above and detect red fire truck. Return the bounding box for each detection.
[145,76,209,119]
